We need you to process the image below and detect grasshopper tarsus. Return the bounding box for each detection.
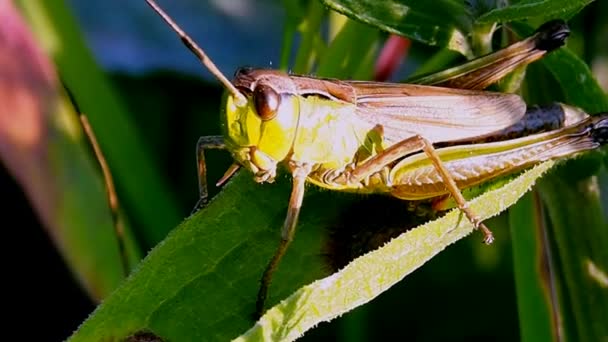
[255,269,271,318]
[480,225,495,245]
[256,238,291,318]
[456,202,494,244]
[190,197,208,216]
[453,197,495,245]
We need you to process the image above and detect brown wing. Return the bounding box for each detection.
[348,81,526,143]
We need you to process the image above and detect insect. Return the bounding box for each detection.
[145,0,607,316]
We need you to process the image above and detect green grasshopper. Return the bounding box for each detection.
[145,0,607,316]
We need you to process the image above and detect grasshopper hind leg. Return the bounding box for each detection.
[419,138,494,244]
[341,134,494,244]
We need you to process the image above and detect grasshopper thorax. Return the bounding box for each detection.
[221,68,301,183]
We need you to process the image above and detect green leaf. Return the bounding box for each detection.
[511,20,608,342]
[51,94,143,299]
[293,1,327,74]
[68,173,331,341]
[542,49,608,114]
[538,174,608,342]
[535,30,608,342]
[320,0,474,56]
[315,19,379,78]
[69,160,554,341]
[477,0,595,24]
[509,193,556,342]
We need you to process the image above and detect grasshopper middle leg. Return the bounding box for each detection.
[256,162,312,317]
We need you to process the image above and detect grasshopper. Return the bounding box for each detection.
[145,0,607,316]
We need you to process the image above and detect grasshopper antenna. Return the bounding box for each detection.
[145,0,247,107]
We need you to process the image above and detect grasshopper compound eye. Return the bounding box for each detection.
[254,84,280,121]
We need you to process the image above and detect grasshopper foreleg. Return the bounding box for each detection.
[256,162,312,317]
[192,135,226,214]
[341,134,494,244]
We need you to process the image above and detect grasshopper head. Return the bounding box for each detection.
[144,1,300,183]
[221,68,300,183]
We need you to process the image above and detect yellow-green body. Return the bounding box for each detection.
[222,83,390,195]
[221,69,603,202]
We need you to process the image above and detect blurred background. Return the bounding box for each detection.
[2,0,607,341]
